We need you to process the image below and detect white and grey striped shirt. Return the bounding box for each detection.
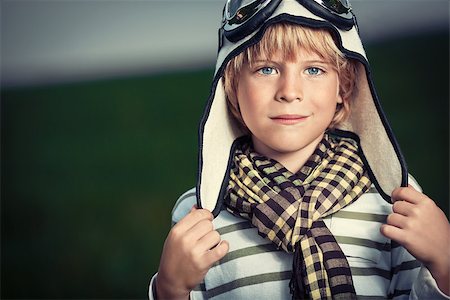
[149,179,448,299]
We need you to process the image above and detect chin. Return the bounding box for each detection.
[268,140,309,154]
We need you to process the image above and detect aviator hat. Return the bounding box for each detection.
[196,0,408,216]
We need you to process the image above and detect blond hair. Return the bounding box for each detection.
[223,22,358,129]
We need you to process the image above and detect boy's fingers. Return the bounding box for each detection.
[386,213,408,229]
[196,230,221,253]
[174,208,213,233]
[391,186,425,204]
[184,219,215,243]
[392,200,415,217]
[203,240,229,267]
[407,184,417,191]
[380,224,406,244]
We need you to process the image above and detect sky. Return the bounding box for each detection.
[1,0,449,87]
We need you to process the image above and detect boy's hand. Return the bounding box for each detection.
[156,206,229,300]
[381,186,450,295]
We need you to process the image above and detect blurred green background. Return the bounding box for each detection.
[1,32,449,299]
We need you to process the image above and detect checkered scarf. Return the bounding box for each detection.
[224,133,371,299]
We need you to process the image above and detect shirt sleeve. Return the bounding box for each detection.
[148,273,158,300]
[148,273,207,300]
[388,241,449,299]
[410,267,450,299]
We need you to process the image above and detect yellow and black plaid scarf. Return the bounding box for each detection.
[225,133,371,299]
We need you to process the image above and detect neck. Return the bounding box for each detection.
[252,133,324,174]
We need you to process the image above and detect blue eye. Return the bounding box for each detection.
[306,67,323,75]
[258,67,276,75]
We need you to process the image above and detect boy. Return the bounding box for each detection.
[151,0,449,299]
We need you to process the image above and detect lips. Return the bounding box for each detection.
[270,114,309,125]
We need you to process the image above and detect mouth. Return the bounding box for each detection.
[270,114,310,125]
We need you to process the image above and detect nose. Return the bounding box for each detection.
[275,71,302,102]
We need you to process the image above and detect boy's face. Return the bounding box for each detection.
[236,47,342,159]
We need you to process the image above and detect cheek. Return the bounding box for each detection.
[238,99,257,128]
[310,81,340,109]
[237,83,259,122]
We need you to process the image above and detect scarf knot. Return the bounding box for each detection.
[225,133,371,299]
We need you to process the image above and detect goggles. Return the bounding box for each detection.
[221,0,357,44]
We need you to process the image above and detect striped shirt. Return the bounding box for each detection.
[149,178,448,299]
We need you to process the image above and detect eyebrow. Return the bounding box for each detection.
[251,59,330,65]
[303,59,330,64]
[251,59,275,64]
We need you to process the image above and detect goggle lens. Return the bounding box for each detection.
[321,0,351,15]
[225,0,270,25]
